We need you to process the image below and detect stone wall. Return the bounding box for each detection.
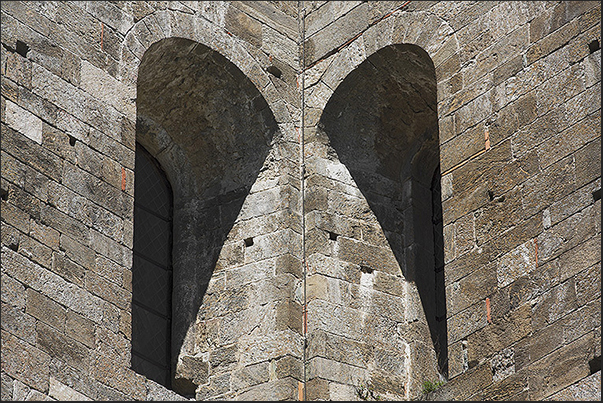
[1,1,600,401]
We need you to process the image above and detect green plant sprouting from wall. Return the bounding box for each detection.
[421,379,446,395]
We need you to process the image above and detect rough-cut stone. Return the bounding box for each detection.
[1,2,600,402]
[4,99,43,144]
[48,376,92,401]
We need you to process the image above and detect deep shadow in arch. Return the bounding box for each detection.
[131,143,174,388]
[134,37,279,395]
[319,44,448,378]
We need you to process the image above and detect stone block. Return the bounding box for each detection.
[539,112,600,170]
[508,258,560,310]
[40,204,90,246]
[575,137,601,189]
[549,178,601,227]
[1,302,37,345]
[1,329,51,392]
[62,162,126,218]
[274,253,302,278]
[2,125,62,183]
[60,233,96,270]
[26,288,66,332]
[176,355,209,387]
[195,372,231,400]
[1,272,26,309]
[445,242,494,287]
[48,376,91,401]
[225,6,262,48]
[575,262,601,306]
[545,370,601,401]
[448,300,488,345]
[489,213,543,261]
[372,270,405,298]
[446,261,497,317]
[89,229,132,268]
[563,82,601,125]
[305,2,361,38]
[231,361,270,391]
[537,203,599,265]
[531,279,578,329]
[558,234,601,283]
[304,3,368,64]
[84,269,130,310]
[1,371,13,401]
[527,332,593,400]
[261,24,299,69]
[307,328,372,368]
[118,308,131,340]
[475,188,524,246]
[474,370,528,401]
[29,218,60,250]
[4,99,42,145]
[453,212,475,257]
[36,321,91,372]
[51,251,85,287]
[308,356,366,385]
[145,378,189,401]
[18,234,52,268]
[235,377,297,401]
[275,300,302,334]
[275,355,303,381]
[65,310,96,349]
[4,50,32,89]
[305,377,330,401]
[336,236,400,275]
[527,18,580,65]
[529,2,567,43]
[496,239,537,289]
[2,246,105,324]
[91,355,146,400]
[80,60,135,117]
[437,361,492,400]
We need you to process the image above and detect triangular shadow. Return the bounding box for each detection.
[318,44,448,377]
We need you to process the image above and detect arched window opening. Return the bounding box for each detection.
[134,37,279,397]
[131,143,174,388]
[319,43,445,396]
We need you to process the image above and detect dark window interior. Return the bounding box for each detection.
[432,165,448,377]
[131,143,173,388]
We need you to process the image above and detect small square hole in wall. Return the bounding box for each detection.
[588,39,600,54]
[592,188,601,202]
[589,355,601,374]
[244,237,254,247]
[360,265,373,274]
[0,188,8,201]
[267,65,282,79]
[16,40,29,58]
[328,231,338,241]
[69,136,76,146]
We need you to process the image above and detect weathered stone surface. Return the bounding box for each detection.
[1,329,51,393]
[1,272,26,309]
[527,332,594,400]
[48,376,92,401]
[1,2,600,401]
[25,288,66,332]
[4,99,42,144]
[545,370,601,401]
[1,302,37,345]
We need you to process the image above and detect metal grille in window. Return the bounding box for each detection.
[131,144,173,388]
